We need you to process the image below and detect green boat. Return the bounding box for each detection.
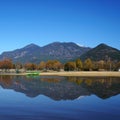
[26,71,40,76]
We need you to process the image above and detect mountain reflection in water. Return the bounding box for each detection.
[0,75,120,100]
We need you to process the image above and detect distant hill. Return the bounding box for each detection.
[40,42,90,61]
[80,43,120,61]
[0,42,119,63]
[0,42,90,63]
[0,43,41,63]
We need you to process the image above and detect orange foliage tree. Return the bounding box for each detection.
[0,59,13,71]
[38,61,46,70]
[64,62,76,71]
[46,60,63,71]
[24,63,37,70]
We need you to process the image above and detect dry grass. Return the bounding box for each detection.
[0,71,120,77]
[40,71,120,77]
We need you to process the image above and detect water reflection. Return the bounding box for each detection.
[0,75,120,100]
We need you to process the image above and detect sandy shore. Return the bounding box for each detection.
[0,71,120,77]
[40,71,120,77]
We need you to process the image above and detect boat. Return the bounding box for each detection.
[26,71,40,76]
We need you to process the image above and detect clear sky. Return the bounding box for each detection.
[0,0,120,53]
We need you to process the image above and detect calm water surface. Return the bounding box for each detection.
[0,75,120,120]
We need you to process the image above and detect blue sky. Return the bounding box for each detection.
[0,0,120,53]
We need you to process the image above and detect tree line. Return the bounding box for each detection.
[0,58,120,72]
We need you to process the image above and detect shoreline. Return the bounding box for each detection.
[40,71,120,77]
[0,71,120,77]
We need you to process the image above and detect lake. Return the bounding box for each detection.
[0,75,120,120]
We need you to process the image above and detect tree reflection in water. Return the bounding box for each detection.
[0,75,120,100]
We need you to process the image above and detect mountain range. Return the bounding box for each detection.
[0,42,119,63]
[80,43,120,61]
